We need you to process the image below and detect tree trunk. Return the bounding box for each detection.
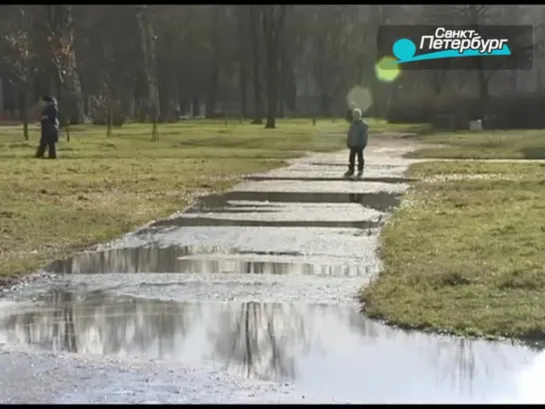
[278,99,284,118]
[430,72,446,96]
[22,84,30,140]
[171,74,179,121]
[106,88,113,137]
[320,93,331,117]
[207,8,221,119]
[176,74,187,116]
[249,7,263,124]
[239,63,248,117]
[262,6,288,129]
[538,65,543,92]
[477,68,489,118]
[136,5,160,133]
[206,65,218,118]
[369,71,387,118]
[278,56,287,118]
[65,50,85,124]
[192,93,200,117]
[237,8,249,118]
[0,79,3,114]
[47,5,84,124]
[283,60,297,112]
[56,73,70,141]
[265,52,278,129]
[466,4,489,119]
[157,69,171,122]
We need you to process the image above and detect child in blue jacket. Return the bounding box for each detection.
[343,108,368,179]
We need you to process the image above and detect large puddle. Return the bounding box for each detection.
[0,289,542,403]
[45,245,372,277]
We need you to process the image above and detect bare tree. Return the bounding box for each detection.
[206,6,221,118]
[136,5,160,140]
[235,6,251,118]
[0,5,543,128]
[307,6,360,116]
[154,5,186,121]
[0,6,35,139]
[261,5,290,129]
[249,6,264,124]
[46,5,84,126]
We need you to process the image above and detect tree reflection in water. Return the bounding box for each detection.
[209,302,317,382]
[45,244,369,277]
[46,245,230,275]
[0,290,197,358]
[1,294,316,381]
[429,335,517,395]
[0,293,417,386]
[207,303,387,382]
[2,296,386,382]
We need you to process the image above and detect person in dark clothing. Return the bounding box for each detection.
[343,108,369,180]
[35,96,59,159]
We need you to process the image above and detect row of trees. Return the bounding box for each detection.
[1,5,545,133]
[0,5,294,130]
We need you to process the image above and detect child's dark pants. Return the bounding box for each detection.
[348,147,364,174]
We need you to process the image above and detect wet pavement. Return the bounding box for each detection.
[1,140,544,403]
[1,289,544,404]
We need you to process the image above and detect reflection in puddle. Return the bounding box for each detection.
[144,190,394,231]
[150,217,379,230]
[242,176,415,184]
[306,163,408,169]
[0,290,541,403]
[190,191,402,213]
[44,246,370,276]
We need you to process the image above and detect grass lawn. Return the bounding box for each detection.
[0,117,414,282]
[406,129,545,159]
[361,160,545,342]
[0,118,347,281]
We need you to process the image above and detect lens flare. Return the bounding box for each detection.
[375,56,401,83]
[346,86,373,112]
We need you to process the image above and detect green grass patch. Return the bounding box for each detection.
[407,129,545,159]
[361,161,545,342]
[3,118,396,280]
